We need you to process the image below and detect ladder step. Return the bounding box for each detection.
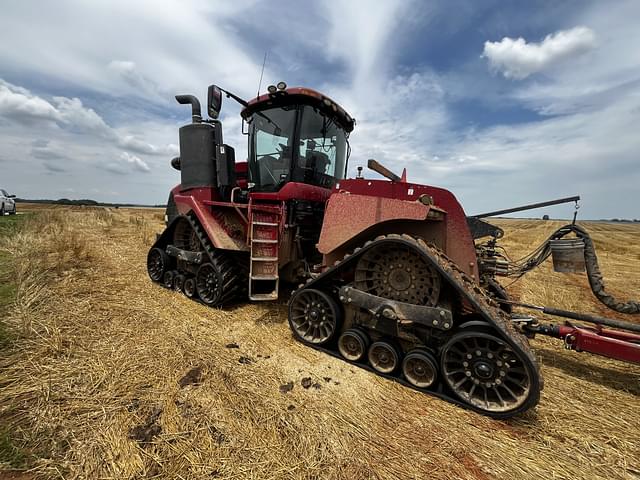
[252,221,278,226]
[250,292,279,301]
[251,257,278,262]
[252,239,278,244]
[251,275,279,280]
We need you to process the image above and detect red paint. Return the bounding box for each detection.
[171,175,480,279]
[249,182,332,203]
[328,178,479,278]
[235,161,248,174]
[173,186,247,251]
[554,324,640,364]
[318,193,431,253]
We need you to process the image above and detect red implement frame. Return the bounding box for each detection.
[536,323,640,364]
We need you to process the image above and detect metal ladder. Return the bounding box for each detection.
[249,207,280,300]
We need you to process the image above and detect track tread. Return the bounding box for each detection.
[148,213,248,306]
[187,212,248,305]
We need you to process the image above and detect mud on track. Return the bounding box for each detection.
[0,206,639,479]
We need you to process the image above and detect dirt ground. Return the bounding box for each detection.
[0,205,638,479]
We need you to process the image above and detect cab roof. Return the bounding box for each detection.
[240,87,355,133]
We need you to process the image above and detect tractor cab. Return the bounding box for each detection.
[240,86,355,193]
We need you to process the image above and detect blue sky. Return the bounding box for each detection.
[1,0,639,219]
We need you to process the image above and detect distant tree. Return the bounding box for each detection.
[542,214,550,220]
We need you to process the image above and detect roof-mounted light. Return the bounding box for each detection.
[276,81,287,90]
[267,85,277,94]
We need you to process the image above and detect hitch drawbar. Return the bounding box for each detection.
[506,300,640,365]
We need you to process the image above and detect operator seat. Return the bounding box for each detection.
[305,150,330,174]
[300,139,331,179]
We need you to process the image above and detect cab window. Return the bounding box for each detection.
[249,107,297,190]
[295,106,347,188]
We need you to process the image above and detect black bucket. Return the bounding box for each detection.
[549,238,586,273]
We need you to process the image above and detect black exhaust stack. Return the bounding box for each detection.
[175,94,218,189]
[175,94,202,123]
[173,88,236,198]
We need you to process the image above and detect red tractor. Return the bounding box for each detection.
[148,82,546,418]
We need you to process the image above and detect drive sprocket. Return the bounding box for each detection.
[354,243,441,306]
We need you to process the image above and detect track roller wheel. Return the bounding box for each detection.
[338,328,370,362]
[402,349,438,388]
[368,341,401,374]
[183,277,196,298]
[288,289,341,345]
[441,329,536,415]
[147,247,169,282]
[173,274,185,292]
[163,270,175,289]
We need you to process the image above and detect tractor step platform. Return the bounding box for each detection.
[251,274,279,281]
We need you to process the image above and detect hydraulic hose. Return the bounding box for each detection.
[560,224,640,315]
[497,223,639,314]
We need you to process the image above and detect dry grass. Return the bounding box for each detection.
[0,207,638,479]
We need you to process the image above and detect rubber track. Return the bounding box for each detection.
[150,213,248,306]
[291,233,542,418]
[185,212,248,305]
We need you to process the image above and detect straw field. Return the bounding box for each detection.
[0,205,638,480]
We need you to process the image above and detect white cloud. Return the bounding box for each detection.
[120,152,151,173]
[116,135,159,155]
[0,79,109,134]
[0,79,61,123]
[482,26,596,79]
[103,152,151,175]
[322,0,411,95]
[52,96,112,134]
[0,0,267,102]
[108,60,163,100]
[0,78,176,158]
[343,71,448,180]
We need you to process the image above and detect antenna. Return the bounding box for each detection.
[257,51,268,98]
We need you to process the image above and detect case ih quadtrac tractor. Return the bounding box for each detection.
[148,82,640,418]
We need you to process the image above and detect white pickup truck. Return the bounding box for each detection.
[0,189,17,215]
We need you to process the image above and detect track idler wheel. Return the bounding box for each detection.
[196,262,223,305]
[288,289,341,345]
[368,341,401,374]
[402,349,438,388]
[147,247,169,282]
[440,329,536,415]
[183,277,196,298]
[338,328,370,362]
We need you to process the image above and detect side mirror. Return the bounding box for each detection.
[207,85,222,119]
